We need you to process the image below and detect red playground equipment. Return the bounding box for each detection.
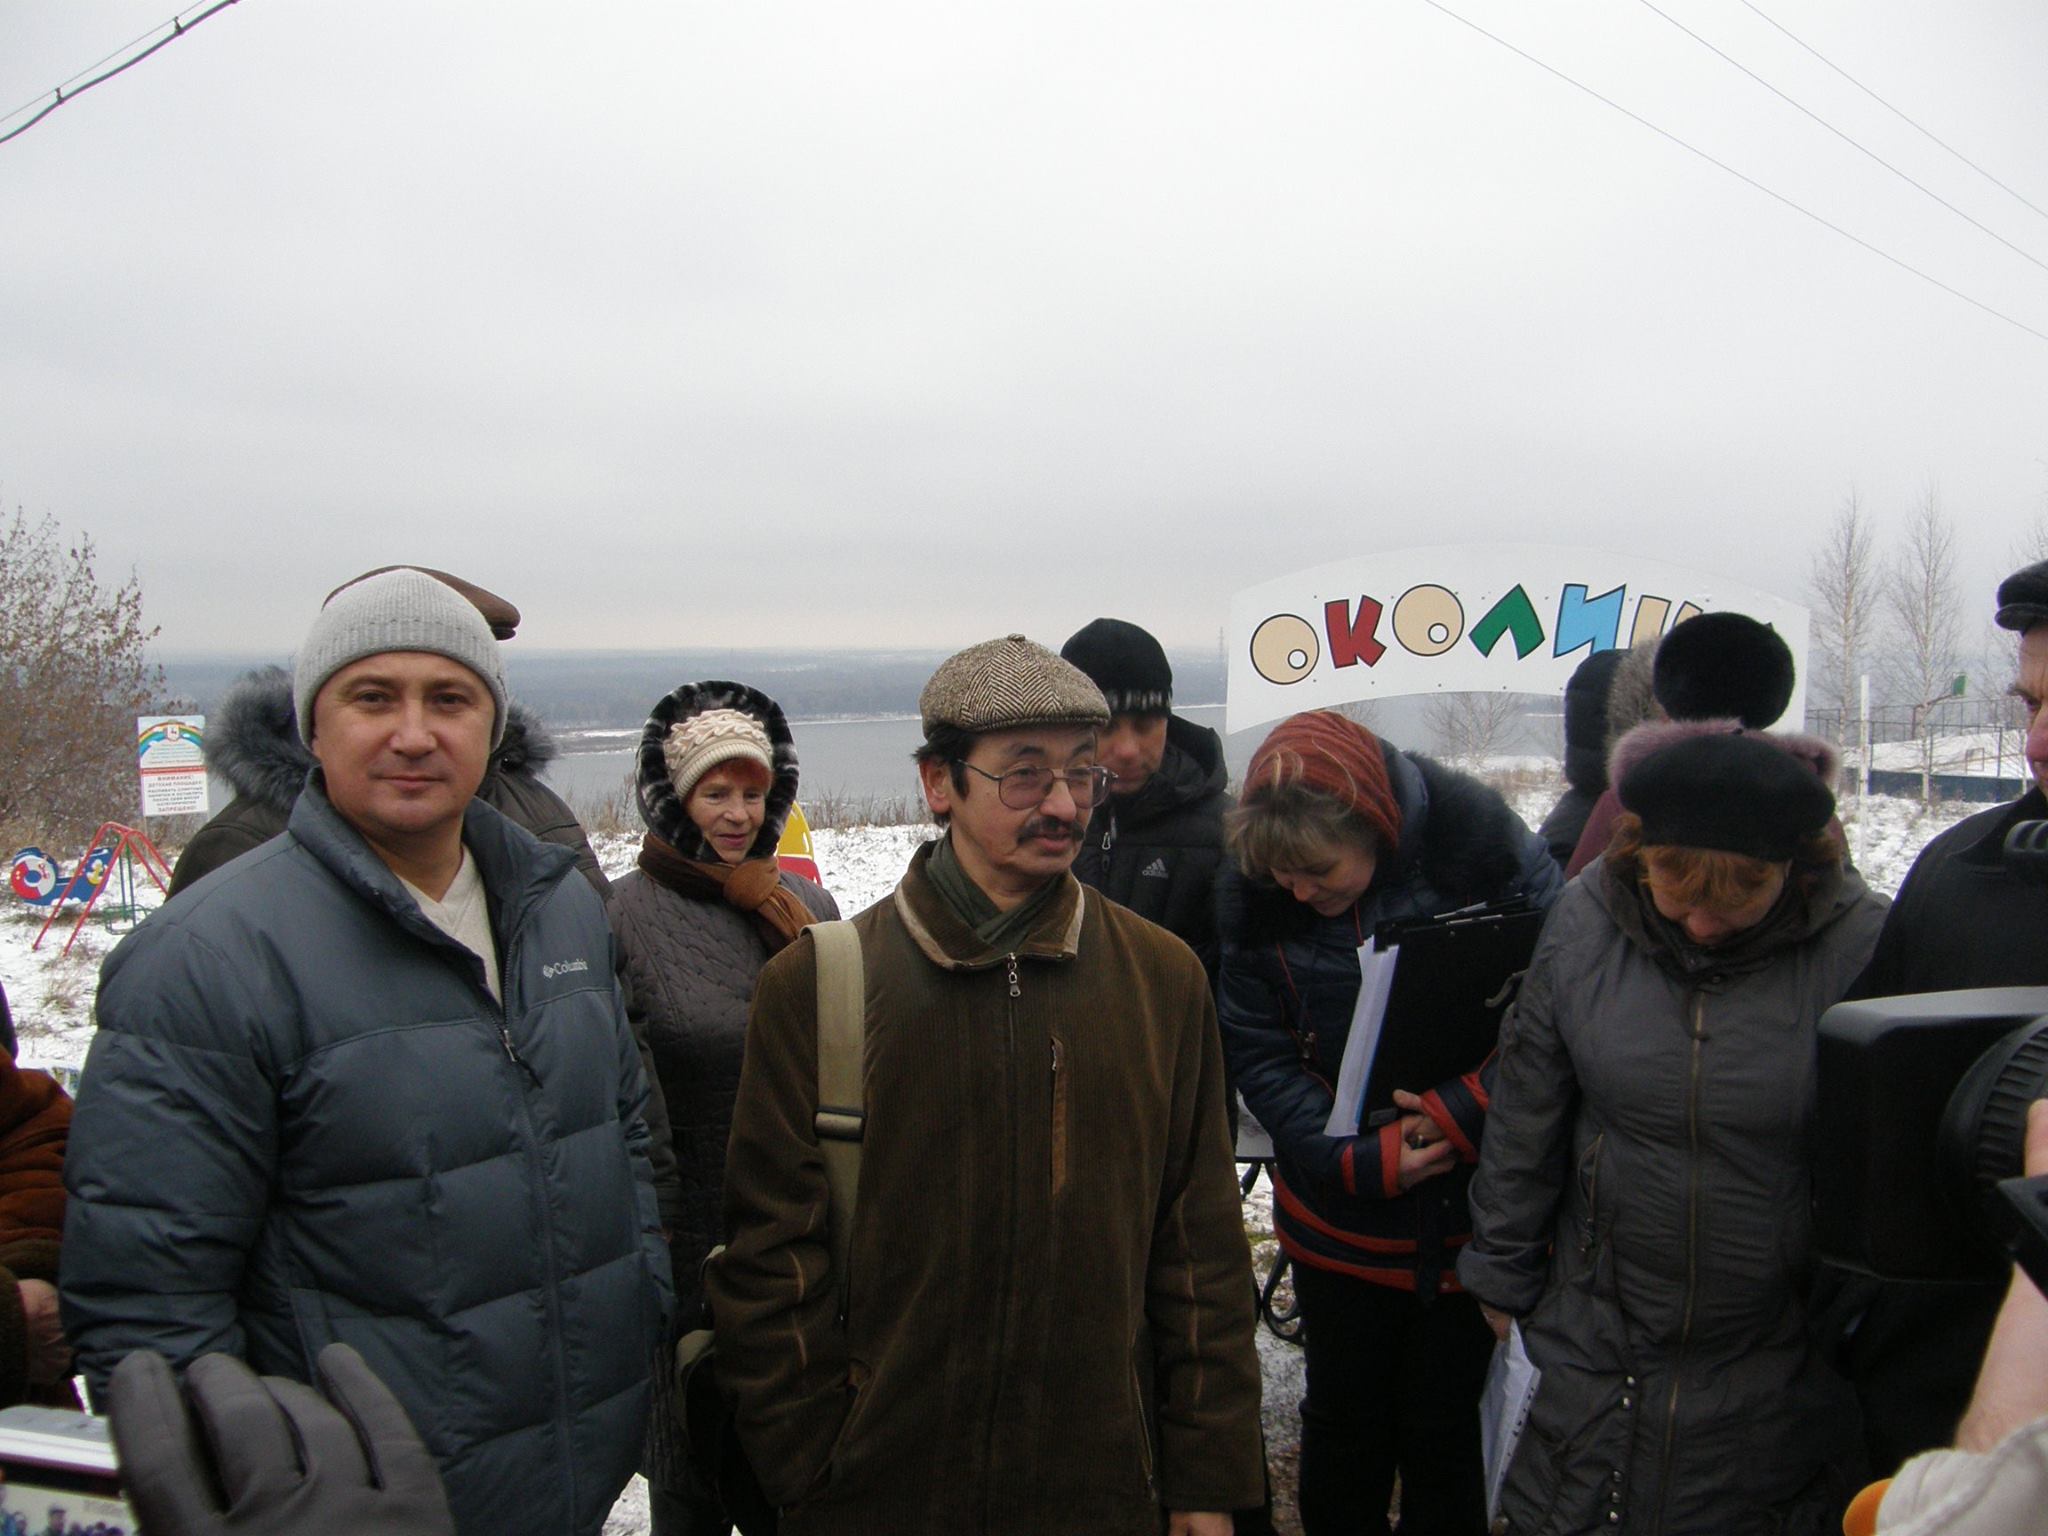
[31,822,173,959]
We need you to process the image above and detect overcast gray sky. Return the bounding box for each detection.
[3,0,2044,659]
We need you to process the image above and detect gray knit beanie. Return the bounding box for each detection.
[294,567,509,748]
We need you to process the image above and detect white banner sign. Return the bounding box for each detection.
[137,715,210,818]
[1227,545,1809,734]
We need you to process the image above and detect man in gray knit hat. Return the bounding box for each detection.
[712,635,1263,1536]
[62,568,673,1536]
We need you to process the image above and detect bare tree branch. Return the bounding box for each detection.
[1883,486,1964,803]
[1806,487,1879,751]
[0,507,165,847]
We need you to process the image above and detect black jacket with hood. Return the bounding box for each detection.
[168,665,608,898]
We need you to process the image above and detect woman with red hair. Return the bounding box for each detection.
[1218,710,1562,1535]
[1460,724,1886,1535]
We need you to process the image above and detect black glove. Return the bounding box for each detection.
[106,1344,455,1536]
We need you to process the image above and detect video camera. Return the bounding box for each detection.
[1814,823,2048,1289]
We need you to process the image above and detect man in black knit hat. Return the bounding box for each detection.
[1060,618,1231,980]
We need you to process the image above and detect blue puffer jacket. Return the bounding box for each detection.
[61,779,674,1536]
[1218,745,1562,1292]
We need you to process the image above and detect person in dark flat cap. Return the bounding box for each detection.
[1563,610,1798,877]
[168,567,608,897]
[710,635,1263,1536]
[1813,555,2048,1477]
[1464,721,1886,1536]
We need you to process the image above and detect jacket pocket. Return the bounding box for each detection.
[1126,1350,1157,1494]
[1574,1133,1604,1256]
[819,1356,874,1489]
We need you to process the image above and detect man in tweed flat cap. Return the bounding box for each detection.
[712,635,1264,1535]
[62,569,672,1536]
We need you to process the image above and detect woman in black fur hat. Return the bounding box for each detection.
[1461,725,1887,1535]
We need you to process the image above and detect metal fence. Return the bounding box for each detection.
[1806,695,2031,804]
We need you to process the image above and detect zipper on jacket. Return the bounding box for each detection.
[982,955,1023,1524]
[496,1019,542,1090]
[496,930,580,1527]
[1653,992,1710,1536]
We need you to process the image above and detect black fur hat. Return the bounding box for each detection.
[1651,612,1794,729]
[1618,728,1833,860]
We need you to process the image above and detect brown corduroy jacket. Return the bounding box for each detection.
[710,841,1264,1534]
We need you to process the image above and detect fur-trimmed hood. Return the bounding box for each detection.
[634,681,800,860]
[206,664,560,811]
[1222,741,1553,944]
[1603,641,1663,747]
[206,666,313,811]
[1607,716,1839,795]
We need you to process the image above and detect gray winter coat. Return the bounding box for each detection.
[62,779,674,1536]
[1459,854,1887,1536]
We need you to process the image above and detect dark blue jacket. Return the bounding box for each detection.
[61,779,672,1536]
[1218,745,1561,1292]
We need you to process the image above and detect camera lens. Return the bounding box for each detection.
[1938,1015,2048,1264]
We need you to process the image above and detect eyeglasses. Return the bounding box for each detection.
[957,761,1117,810]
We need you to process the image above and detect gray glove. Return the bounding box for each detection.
[106,1344,455,1536]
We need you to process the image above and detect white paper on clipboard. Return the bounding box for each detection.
[1323,939,1400,1137]
[1481,1319,1543,1522]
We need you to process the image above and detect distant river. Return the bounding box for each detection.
[545,704,1257,807]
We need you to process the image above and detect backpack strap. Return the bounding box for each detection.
[809,918,866,1322]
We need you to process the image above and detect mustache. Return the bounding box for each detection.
[1019,815,1081,843]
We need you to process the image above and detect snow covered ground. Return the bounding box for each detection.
[0,783,1991,1532]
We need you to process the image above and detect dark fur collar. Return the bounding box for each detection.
[208,664,558,810]
[633,680,800,860]
[207,666,311,810]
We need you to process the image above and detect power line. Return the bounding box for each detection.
[0,0,243,150]
[1631,0,2048,277]
[1736,0,2048,226]
[1412,0,2048,346]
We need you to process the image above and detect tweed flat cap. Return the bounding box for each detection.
[1995,559,2048,633]
[920,634,1110,738]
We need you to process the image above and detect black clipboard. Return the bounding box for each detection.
[1351,901,1546,1133]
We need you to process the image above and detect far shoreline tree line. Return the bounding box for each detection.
[1,493,2040,853]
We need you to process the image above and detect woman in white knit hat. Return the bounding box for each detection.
[606,681,839,1536]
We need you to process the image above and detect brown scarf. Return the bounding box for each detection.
[636,834,815,952]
